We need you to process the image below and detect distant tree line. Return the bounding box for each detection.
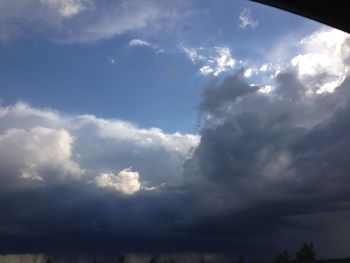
[44,241,317,263]
[274,242,316,263]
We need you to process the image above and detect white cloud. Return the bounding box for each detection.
[40,0,88,17]
[244,68,253,78]
[128,39,151,47]
[213,47,235,76]
[290,28,350,93]
[0,101,199,188]
[95,168,141,194]
[259,63,270,72]
[128,38,165,54]
[78,114,199,156]
[258,85,273,94]
[142,182,165,191]
[240,27,349,97]
[199,65,214,75]
[182,47,205,63]
[183,46,236,76]
[0,126,82,183]
[238,8,258,29]
[156,49,165,54]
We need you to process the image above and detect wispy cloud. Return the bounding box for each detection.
[0,0,189,43]
[39,0,88,18]
[128,38,165,54]
[238,8,258,29]
[108,57,115,64]
[182,47,205,63]
[128,39,152,47]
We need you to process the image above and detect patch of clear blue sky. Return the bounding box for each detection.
[0,0,320,133]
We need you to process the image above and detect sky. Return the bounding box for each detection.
[0,0,350,261]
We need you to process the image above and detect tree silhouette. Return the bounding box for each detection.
[117,255,126,263]
[239,256,245,263]
[46,258,52,263]
[199,257,212,263]
[150,257,157,263]
[296,242,316,261]
[275,250,290,263]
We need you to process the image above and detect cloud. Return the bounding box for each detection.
[238,27,350,98]
[128,38,164,54]
[0,101,201,253]
[0,0,189,43]
[199,73,259,116]
[1,26,350,256]
[182,47,205,63]
[183,46,236,76]
[181,31,350,255]
[213,47,236,76]
[0,101,199,188]
[0,126,82,184]
[108,57,115,64]
[238,8,258,29]
[128,39,151,47]
[39,0,88,17]
[199,65,214,75]
[95,168,141,195]
[184,73,350,248]
[290,28,349,93]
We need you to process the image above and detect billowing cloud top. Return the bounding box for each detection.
[181,28,350,256]
[0,102,199,190]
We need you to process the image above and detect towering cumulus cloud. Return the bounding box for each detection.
[182,29,350,256]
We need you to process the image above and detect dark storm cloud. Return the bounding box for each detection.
[181,70,350,256]
[0,183,192,253]
[199,73,259,116]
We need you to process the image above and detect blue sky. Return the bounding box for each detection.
[1,0,350,259]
